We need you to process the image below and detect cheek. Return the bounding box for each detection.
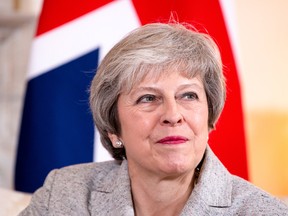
[118,108,156,140]
[188,106,209,131]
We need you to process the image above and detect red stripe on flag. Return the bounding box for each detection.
[131,0,174,24]
[36,0,113,36]
[132,0,249,179]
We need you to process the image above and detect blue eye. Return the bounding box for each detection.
[136,94,156,103]
[182,92,198,100]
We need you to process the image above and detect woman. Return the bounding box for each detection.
[20,22,288,215]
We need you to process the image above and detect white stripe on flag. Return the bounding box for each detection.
[28,0,141,79]
[219,0,241,73]
[95,129,112,162]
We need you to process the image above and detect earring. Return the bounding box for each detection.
[115,140,124,148]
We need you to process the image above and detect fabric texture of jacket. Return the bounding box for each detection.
[19,146,288,215]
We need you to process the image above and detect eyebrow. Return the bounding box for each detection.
[129,87,161,98]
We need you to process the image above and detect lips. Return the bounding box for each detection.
[157,136,188,144]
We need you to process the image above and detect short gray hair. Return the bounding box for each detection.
[90,22,226,160]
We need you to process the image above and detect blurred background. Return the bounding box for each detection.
[0,0,287,200]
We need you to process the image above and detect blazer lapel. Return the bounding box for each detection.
[90,147,232,215]
[180,146,232,215]
[89,160,135,216]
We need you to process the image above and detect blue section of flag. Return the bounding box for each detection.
[15,49,99,193]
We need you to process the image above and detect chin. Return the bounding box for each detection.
[160,159,194,176]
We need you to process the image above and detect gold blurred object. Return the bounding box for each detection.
[246,110,288,196]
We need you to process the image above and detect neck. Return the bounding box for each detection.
[130,171,195,216]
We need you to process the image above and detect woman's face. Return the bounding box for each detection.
[115,71,209,178]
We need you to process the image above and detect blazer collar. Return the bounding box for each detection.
[181,146,233,215]
[197,146,233,207]
[89,160,135,215]
[90,146,233,215]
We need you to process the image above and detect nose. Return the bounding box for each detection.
[160,99,184,126]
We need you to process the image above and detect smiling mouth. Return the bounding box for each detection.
[157,136,188,145]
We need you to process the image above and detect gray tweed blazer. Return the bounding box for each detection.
[19,146,288,215]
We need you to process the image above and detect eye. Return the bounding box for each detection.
[181,92,199,100]
[136,94,157,104]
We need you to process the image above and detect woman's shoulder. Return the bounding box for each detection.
[19,160,125,215]
[202,147,288,214]
[43,160,124,195]
[52,160,123,184]
[230,175,288,214]
[58,160,122,174]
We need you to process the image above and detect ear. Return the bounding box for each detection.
[108,133,119,148]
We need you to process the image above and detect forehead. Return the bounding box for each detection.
[139,70,202,86]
